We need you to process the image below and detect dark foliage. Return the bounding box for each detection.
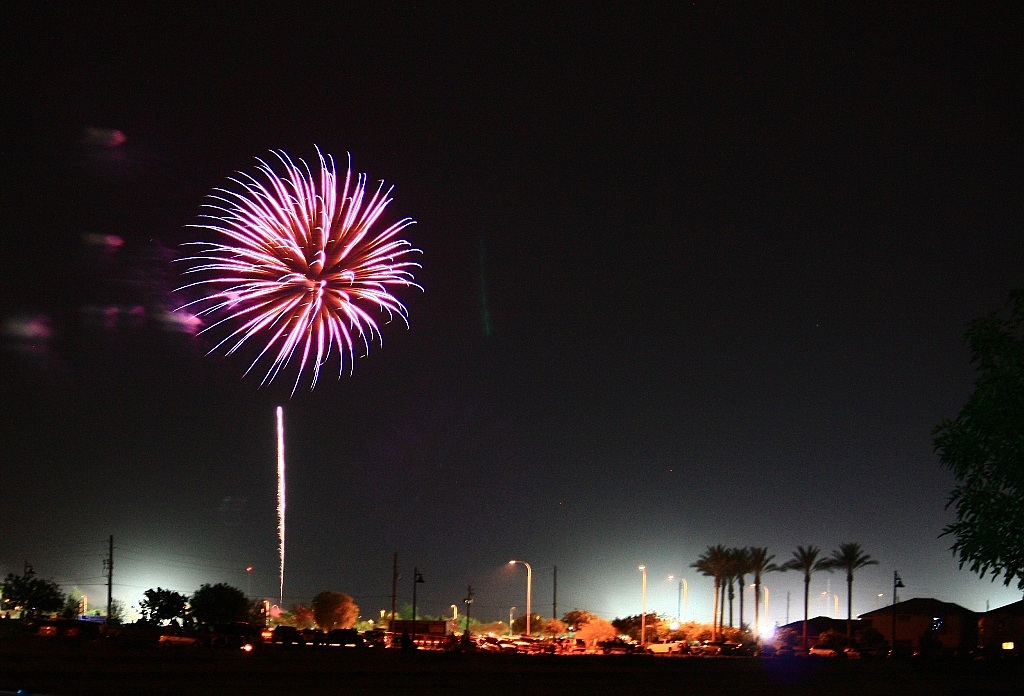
[934,289,1024,590]
[189,583,250,624]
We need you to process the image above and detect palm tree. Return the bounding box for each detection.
[724,550,738,629]
[747,547,779,637]
[826,542,879,638]
[692,545,729,640]
[730,547,753,632]
[782,545,833,650]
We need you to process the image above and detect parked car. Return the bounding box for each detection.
[159,625,206,648]
[208,622,264,650]
[326,628,364,647]
[557,637,588,654]
[362,629,388,648]
[808,644,838,657]
[647,640,686,654]
[35,619,103,641]
[271,625,305,645]
[301,628,326,645]
[599,638,640,655]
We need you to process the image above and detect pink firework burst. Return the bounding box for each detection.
[177,149,421,392]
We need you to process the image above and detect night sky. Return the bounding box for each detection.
[3,4,1022,627]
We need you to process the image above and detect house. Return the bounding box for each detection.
[978,599,1024,656]
[859,598,977,655]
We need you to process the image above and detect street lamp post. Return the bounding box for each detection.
[891,571,905,653]
[750,583,771,637]
[639,565,648,646]
[509,606,516,635]
[762,585,770,635]
[509,560,533,635]
[667,575,688,622]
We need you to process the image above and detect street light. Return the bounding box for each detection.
[762,585,771,636]
[891,571,905,652]
[667,575,688,622]
[750,583,770,637]
[639,565,648,646]
[509,560,533,635]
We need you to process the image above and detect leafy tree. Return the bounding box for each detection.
[772,626,800,650]
[511,613,544,635]
[816,628,847,650]
[61,588,88,619]
[747,547,779,637]
[290,604,315,630]
[781,545,832,650]
[311,591,358,631]
[107,598,126,625]
[543,618,567,637]
[139,587,189,625]
[855,625,886,650]
[825,543,878,638]
[573,616,617,645]
[562,609,597,631]
[934,289,1024,590]
[612,613,663,642]
[1,573,64,619]
[474,620,508,635]
[190,583,250,624]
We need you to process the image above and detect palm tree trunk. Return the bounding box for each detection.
[711,578,720,641]
[846,572,853,638]
[753,577,760,636]
[719,582,726,633]
[728,579,734,628]
[802,574,810,650]
[738,575,745,631]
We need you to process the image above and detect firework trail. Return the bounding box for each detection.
[177,148,421,393]
[276,406,285,606]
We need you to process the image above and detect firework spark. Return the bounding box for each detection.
[177,148,421,392]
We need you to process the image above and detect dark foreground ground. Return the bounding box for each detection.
[2,643,1023,696]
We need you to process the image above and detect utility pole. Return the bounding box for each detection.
[105,535,113,625]
[552,565,557,623]
[411,568,424,645]
[390,552,399,627]
[464,585,474,636]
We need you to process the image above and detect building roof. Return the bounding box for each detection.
[859,597,976,619]
[776,616,865,635]
[983,599,1024,616]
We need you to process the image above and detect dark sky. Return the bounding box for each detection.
[2,3,1021,627]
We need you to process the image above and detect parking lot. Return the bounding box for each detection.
[2,635,1023,695]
